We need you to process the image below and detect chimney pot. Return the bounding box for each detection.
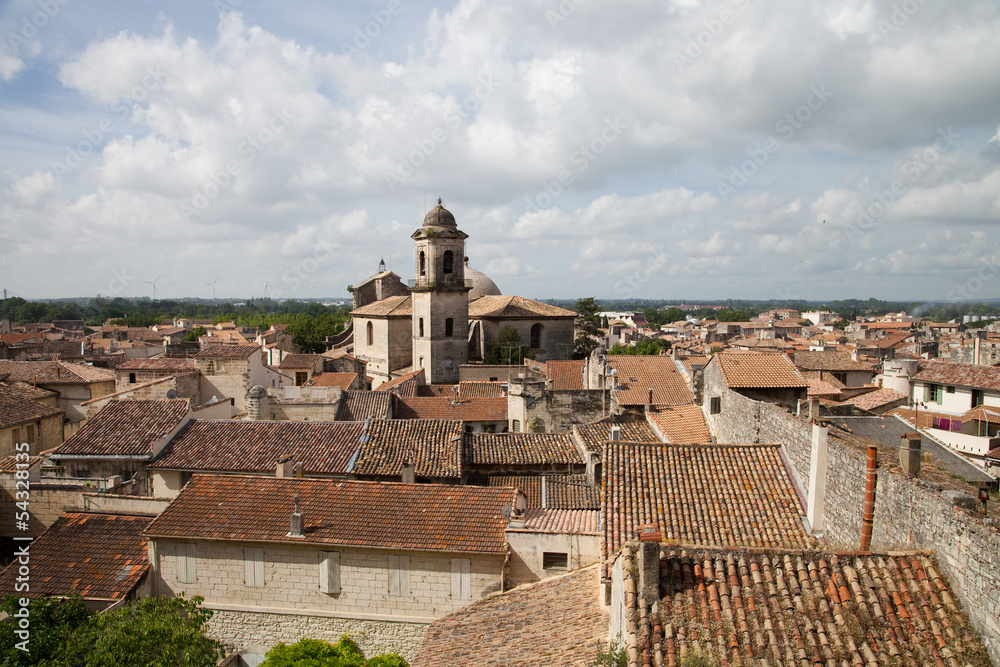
[900,433,921,476]
[289,496,304,537]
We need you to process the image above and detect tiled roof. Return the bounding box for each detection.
[53,399,190,458]
[145,475,515,554]
[844,388,908,412]
[574,415,661,453]
[465,433,581,466]
[912,360,1000,392]
[337,391,391,421]
[0,383,64,429]
[628,548,990,667]
[308,372,359,389]
[861,331,916,350]
[352,419,463,479]
[608,355,693,406]
[115,358,195,371]
[0,360,114,384]
[792,351,875,372]
[149,420,364,475]
[1,381,57,400]
[961,405,1000,423]
[413,565,607,667]
[825,415,995,484]
[546,359,586,390]
[0,512,152,599]
[458,380,505,398]
[647,404,711,443]
[0,455,42,472]
[603,442,816,566]
[277,353,322,369]
[396,396,507,422]
[513,508,600,534]
[376,369,424,396]
[351,295,412,317]
[715,352,808,389]
[468,295,576,319]
[486,475,600,509]
[193,344,261,358]
[805,376,844,399]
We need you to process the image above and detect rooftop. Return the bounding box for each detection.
[573,414,662,454]
[467,295,576,319]
[396,396,507,422]
[545,359,586,390]
[486,474,599,509]
[465,432,582,466]
[337,390,391,421]
[0,382,64,429]
[351,294,412,317]
[351,418,464,479]
[792,351,875,372]
[607,355,694,406]
[912,360,1000,392]
[308,372,359,389]
[53,399,190,458]
[843,387,908,412]
[647,404,711,443]
[193,344,261,359]
[715,352,809,389]
[0,360,114,385]
[277,353,323,369]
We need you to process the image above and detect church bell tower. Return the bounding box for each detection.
[411,199,470,384]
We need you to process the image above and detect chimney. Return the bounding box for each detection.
[806,421,828,534]
[401,451,416,484]
[860,446,877,551]
[900,432,921,476]
[646,388,654,412]
[276,454,294,478]
[289,496,304,537]
[808,397,820,421]
[293,461,305,478]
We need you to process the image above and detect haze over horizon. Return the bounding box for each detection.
[2,0,999,303]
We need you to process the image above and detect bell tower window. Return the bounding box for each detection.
[418,318,424,337]
[419,251,426,276]
[445,318,454,337]
[442,250,454,274]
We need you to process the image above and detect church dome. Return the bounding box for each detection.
[464,259,502,300]
[422,198,457,228]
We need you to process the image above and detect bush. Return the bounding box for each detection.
[260,636,408,667]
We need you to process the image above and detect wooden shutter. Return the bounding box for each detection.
[178,543,196,584]
[245,547,264,587]
[451,558,471,600]
[388,554,410,596]
[319,551,341,595]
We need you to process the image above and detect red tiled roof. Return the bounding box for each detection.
[486,474,599,509]
[351,295,412,317]
[277,353,322,369]
[715,352,808,389]
[352,419,464,479]
[465,433,581,466]
[0,360,114,384]
[845,388,908,412]
[115,358,195,371]
[53,399,190,458]
[467,295,576,318]
[145,475,515,554]
[805,376,844,399]
[608,355,693,406]
[0,512,152,599]
[0,383,64,429]
[193,344,261,358]
[792,351,875,373]
[647,404,711,443]
[458,381,505,398]
[603,442,816,567]
[0,455,42,472]
[513,508,600,534]
[546,359,586,390]
[573,415,661,453]
[149,420,364,475]
[376,369,424,397]
[308,372,359,389]
[337,391,391,421]
[912,360,1000,392]
[396,396,507,422]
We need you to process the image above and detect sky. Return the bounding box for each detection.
[1,0,999,303]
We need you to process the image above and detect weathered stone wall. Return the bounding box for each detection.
[0,484,85,538]
[508,380,608,434]
[505,530,600,587]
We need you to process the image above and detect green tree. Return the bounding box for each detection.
[183,326,207,342]
[573,297,602,359]
[260,636,408,667]
[608,338,672,355]
[485,326,533,365]
[0,594,92,666]
[715,309,750,322]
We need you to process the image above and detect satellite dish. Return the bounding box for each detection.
[165,389,178,399]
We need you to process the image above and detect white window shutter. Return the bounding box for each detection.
[319,551,341,595]
[178,543,196,584]
[451,558,471,600]
[388,554,409,596]
[245,547,264,587]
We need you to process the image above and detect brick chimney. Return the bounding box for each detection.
[276,454,295,478]
[900,432,921,476]
[289,496,305,537]
[860,446,877,551]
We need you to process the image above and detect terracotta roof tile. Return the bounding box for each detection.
[844,387,908,411]
[337,391,391,420]
[792,350,875,373]
[0,383,64,429]
[351,295,412,317]
[277,354,322,369]
[0,512,152,599]
[608,355,693,406]
[458,380,505,398]
[149,420,364,475]
[0,360,114,384]
[647,404,711,443]
[805,376,845,399]
[53,399,190,458]
[145,474,515,554]
[0,455,42,472]
[193,344,261,358]
[912,360,1000,392]
[396,396,507,422]
[306,372,359,389]
[512,508,600,535]
[115,358,195,371]
[465,433,581,466]
[715,352,808,389]
[467,295,576,318]
[352,419,463,479]
[546,359,586,390]
[376,369,424,396]
[574,415,661,454]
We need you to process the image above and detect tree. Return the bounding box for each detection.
[608,338,671,355]
[485,326,533,365]
[260,636,408,667]
[0,594,92,666]
[573,297,602,359]
[183,326,207,342]
[715,309,750,322]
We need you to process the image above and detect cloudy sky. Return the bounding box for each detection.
[1,0,999,303]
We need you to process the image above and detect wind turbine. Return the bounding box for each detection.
[141,275,161,300]
[263,281,269,299]
[205,277,219,301]
[306,280,314,300]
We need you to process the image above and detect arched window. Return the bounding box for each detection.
[530,323,543,349]
[366,321,374,346]
[419,251,426,276]
[418,318,424,337]
[445,318,454,337]
[442,250,453,274]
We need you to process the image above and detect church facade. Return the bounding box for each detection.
[350,201,576,387]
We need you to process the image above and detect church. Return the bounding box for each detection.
[350,200,577,386]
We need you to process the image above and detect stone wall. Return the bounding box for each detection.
[0,484,85,538]
[508,379,608,434]
[504,530,600,587]
[712,386,1000,665]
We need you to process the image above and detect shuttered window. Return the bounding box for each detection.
[319,551,341,595]
[451,558,471,600]
[177,543,196,584]
[387,554,410,596]
[245,547,264,587]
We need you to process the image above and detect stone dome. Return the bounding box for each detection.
[464,259,502,300]
[422,198,457,228]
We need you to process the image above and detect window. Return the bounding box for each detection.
[419,356,424,368]
[530,323,543,349]
[710,396,721,415]
[445,318,454,337]
[946,386,956,394]
[387,554,410,596]
[178,543,197,583]
[926,384,942,403]
[543,552,568,570]
[973,389,985,407]
[366,321,374,347]
[419,251,426,276]
[442,250,453,274]
[512,419,520,432]
[451,558,471,600]
[129,373,136,384]
[25,425,34,443]
[245,547,265,588]
[418,318,424,337]
[832,372,847,385]
[319,551,341,595]
[295,371,308,386]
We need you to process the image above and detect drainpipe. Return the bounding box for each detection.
[860,445,877,551]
